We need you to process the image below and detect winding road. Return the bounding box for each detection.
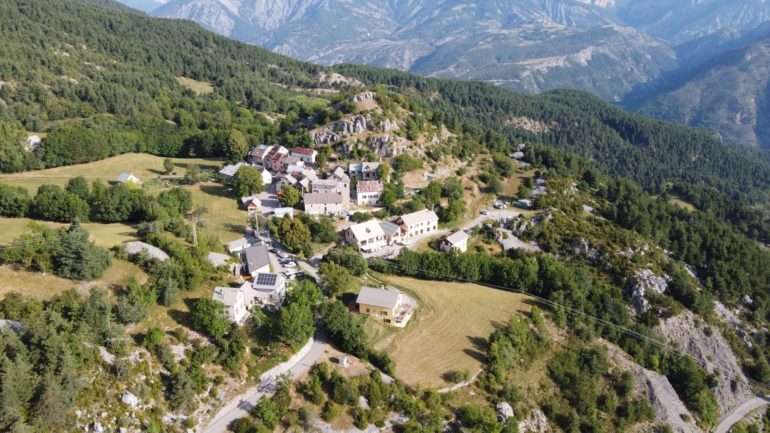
[714,396,770,433]
[202,334,328,433]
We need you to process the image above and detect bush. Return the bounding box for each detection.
[442,369,470,384]
[322,401,341,421]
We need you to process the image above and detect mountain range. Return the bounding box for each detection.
[117,0,770,148]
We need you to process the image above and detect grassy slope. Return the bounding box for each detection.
[367,276,535,387]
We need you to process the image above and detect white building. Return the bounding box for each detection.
[117,172,142,185]
[244,273,287,308]
[273,207,295,218]
[227,237,256,254]
[311,178,350,205]
[303,192,347,217]
[398,209,439,238]
[440,230,470,253]
[356,180,384,206]
[213,287,248,323]
[345,219,386,252]
[291,147,318,165]
[349,162,380,180]
[25,135,41,152]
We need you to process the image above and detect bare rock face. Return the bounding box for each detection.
[496,402,514,421]
[517,409,548,433]
[606,343,702,433]
[350,91,376,103]
[632,268,670,313]
[655,311,753,417]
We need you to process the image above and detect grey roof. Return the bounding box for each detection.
[206,252,231,267]
[123,241,170,261]
[219,162,247,177]
[356,287,401,310]
[303,192,344,205]
[243,244,270,273]
[379,220,401,236]
[117,172,139,183]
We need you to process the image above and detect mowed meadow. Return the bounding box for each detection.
[0,153,249,304]
[366,276,536,387]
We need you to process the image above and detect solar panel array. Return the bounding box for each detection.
[255,273,278,286]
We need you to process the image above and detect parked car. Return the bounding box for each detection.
[480,210,489,215]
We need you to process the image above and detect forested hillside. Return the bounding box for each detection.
[0,0,769,238]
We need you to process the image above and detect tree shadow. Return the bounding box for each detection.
[467,335,488,352]
[463,348,487,363]
[223,223,247,236]
[200,183,235,199]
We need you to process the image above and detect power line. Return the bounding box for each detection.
[371,258,770,395]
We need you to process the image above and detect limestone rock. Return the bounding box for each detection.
[121,391,140,408]
[496,402,514,421]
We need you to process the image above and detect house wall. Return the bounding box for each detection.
[404,218,438,238]
[356,191,382,206]
[305,202,346,217]
[358,303,396,322]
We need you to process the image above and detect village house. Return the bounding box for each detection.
[212,286,247,323]
[117,172,142,186]
[247,144,273,165]
[218,162,247,180]
[280,155,305,173]
[290,147,318,165]
[242,244,271,277]
[379,219,404,245]
[240,195,262,213]
[303,192,347,217]
[276,174,298,191]
[440,230,470,253]
[311,178,350,204]
[264,146,290,172]
[398,209,439,238]
[349,162,380,180]
[227,237,256,254]
[332,166,350,183]
[356,286,413,327]
[345,219,386,252]
[123,241,169,261]
[244,273,287,309]
[356,180,384,206]
[258,168,273,186]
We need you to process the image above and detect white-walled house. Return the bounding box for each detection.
[440,230,470,253]
[345,219,386,252]
[117,172,142,185]
[213,287,248,323]
[291,147,318,165]
[398,209,439,238]
[242,244,271,276]
[356,180,384,206]
[303,192,347,217]
[244,273,287,309]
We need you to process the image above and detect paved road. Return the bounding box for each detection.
[462,207,524,231]
[714,396,770,433]
[202,335,328,433]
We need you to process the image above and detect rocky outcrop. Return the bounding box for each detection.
[606,343,702,433]
[517,408,548,433]
[350,91,376,103]
[632,268,670,313]
[655,311,753,417]
[310,115,369,145]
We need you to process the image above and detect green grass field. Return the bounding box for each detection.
[0,153,221,193]
[366,276,536,387]
[0,217,137,248]
[0,259,147,300]
[0,153,248,245]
